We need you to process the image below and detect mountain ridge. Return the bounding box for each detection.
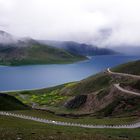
[39,40,117,56]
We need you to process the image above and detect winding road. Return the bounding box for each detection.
[107,68,140,79]
[0,111,140,129]
[107,68,140,96]
[114,83,140,96]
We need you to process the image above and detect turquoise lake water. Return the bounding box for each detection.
[0,55,140,91]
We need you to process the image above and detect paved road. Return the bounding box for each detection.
[107,68,140,96]
[114,83,140,96]
[107,68,140,79]
[0,112,140,129]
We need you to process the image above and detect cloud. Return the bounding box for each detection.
[0,0,140,46]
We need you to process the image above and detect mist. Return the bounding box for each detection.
[0,0,140,47]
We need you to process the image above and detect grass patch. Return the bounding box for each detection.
[30,90,68,106]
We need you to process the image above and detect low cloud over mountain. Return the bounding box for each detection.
[0,30,17,44]
[0,0,140,47]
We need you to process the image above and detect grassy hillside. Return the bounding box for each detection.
[0,40,86,66]
[0,93,29,110]
[112,60,140,75]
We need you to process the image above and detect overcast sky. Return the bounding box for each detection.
[0,0,140,47]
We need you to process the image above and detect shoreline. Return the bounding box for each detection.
[0,87,48,93]
[0,86,49,93]
[0,81,78,93]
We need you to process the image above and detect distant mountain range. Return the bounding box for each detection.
[39,40,117,56]
[0,31,86,66]
[0,30,117,66]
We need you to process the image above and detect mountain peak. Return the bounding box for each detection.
[0,30,17,44]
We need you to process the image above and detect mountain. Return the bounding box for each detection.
[39,40,117,56]
[0,30,17,44]
[0,31,86,66]
[0,93,28,110]
[13,60,140,117]
[111,45,140,55]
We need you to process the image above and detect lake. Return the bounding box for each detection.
[0,55,140,91]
